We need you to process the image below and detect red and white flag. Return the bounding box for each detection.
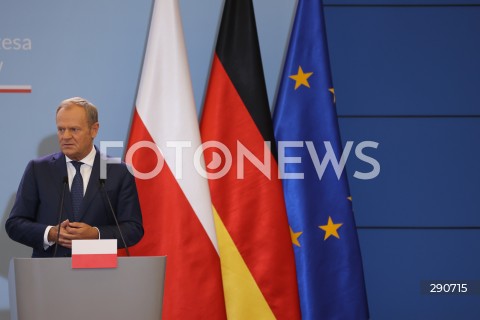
[72,239,117,269]
[125,0,226,319]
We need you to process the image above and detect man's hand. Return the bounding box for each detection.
[64,221,99,241]
[47,219,70,247]
[48,219,99,249]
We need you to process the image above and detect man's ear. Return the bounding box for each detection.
[90,122,100,138]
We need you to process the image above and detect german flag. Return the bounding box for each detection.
[200,0,301,319]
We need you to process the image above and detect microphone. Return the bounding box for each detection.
[99,179,130,256]
[53,176,68,257]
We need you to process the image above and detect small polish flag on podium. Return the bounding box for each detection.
[72,239,118,269]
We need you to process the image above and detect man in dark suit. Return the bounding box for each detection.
[5,97,144,257]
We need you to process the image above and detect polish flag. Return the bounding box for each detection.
[71,239,117,269]
[124,0,226,318]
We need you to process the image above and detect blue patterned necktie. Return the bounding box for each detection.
[71,161,84,221]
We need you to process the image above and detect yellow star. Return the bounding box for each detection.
[289,66,313,90]
[319,216,343,240]
[290,227,303,247]
[329,88,336,103]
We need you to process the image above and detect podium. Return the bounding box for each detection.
[8,256,166,320]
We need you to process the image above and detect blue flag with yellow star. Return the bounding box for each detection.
[273,0,369,319]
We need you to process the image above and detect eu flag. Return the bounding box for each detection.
[273,0,369,319]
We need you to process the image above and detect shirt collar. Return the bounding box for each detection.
[65,146,96,167]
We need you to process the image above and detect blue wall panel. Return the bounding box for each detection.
[324,1,480,7]
[329,3,480,318]
[325,6,480,115]
[340,118,480,226]
[359,229,480,319]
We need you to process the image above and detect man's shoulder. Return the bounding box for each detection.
[21,152,64,178]
[32,151,64,164]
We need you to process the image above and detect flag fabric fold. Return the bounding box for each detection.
[200,1,301,319]
[125,0,226,318]
[273,0,369,319]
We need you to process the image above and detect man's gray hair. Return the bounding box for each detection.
[56,97,98,126]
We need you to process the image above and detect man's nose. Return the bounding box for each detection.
[62,130,72,139]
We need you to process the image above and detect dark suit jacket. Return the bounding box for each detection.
[5,149,144,257]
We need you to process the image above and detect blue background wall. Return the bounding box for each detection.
[1,0,479,319]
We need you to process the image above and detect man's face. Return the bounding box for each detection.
[56,105,99,161]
